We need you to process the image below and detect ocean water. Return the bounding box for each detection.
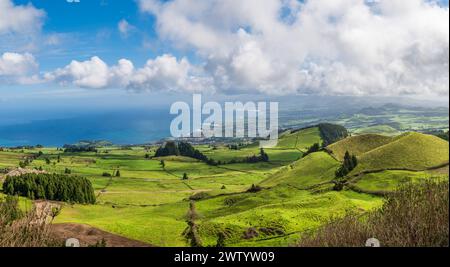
[2,95,447,147]
[0,109,172,147]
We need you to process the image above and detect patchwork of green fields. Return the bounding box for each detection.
[0,128,448,247]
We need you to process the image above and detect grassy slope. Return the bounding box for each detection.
[353,170,441,192]
[276,127,322,151]
[327,134,393,161]
[195,186,382,247]
[260,152,340,188]
[190,150,382,247]
[351,132,449,174]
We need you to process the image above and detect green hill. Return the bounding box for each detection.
[351,132,449,174]
[327,134,393,161]
[275,127,321,150]
[260,152,340,188]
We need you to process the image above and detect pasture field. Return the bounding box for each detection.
[0,129,448,247]
[352,170,445,192]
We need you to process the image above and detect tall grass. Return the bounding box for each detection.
[297,180,449,247]
[0,196,59,247]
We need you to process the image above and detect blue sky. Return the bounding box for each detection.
[0,0,448,103]
[9,0,447,70]
[12,0,161,69]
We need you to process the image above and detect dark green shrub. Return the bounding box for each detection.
[247,184,262,193]
[189,192,209,201]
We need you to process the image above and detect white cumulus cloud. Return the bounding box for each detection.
[0,0,45,34]
[45,56,110,89]
[44,54,215,92]
[138,0,449,97]
[0,52,40,84]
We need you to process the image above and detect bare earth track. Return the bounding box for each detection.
[51,223,153,247]
[33,201,152,247]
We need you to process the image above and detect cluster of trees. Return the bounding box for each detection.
[303,143,321,157]
[244,148,269,163]
[178,142,208,162]
[228,143,245,150]
[2,173,96,204]
[63,145,98,153]
[155,141,269,166]
[154,141,179,157]
[155,141,210,162]
[335,151,358,178]
[19,159,31,168]
[7,145,43,150]
[428,130,449,141]
[318,123,349,147]
[18,151,45,168]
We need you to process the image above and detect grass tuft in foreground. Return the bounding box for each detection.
[297,179,449,247]
[0,196,59,247]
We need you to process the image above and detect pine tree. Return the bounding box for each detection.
[352,155,358,168]
[260,148,269,162]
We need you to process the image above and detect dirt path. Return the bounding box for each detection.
[33,201,152,247]
[51,223,153,247]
